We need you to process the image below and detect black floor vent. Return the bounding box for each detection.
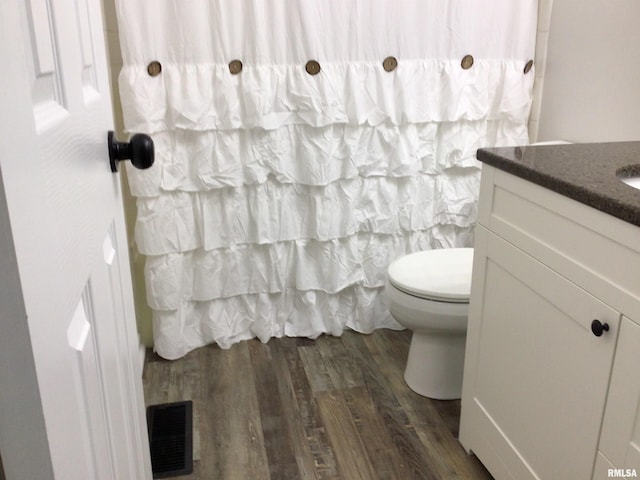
[146,401,193,478]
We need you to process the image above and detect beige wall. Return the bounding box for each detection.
[529,0,554,142]
[101,0,154,347]
[536,0,640,142]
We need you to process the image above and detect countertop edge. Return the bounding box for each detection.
[476,146,640,228]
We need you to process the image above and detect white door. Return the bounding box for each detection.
[0,0,152,478]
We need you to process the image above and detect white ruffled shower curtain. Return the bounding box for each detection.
[116,0,538,359]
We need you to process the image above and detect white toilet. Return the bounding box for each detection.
[385,248,474,400]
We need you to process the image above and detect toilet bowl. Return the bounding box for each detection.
[385,248,473,400]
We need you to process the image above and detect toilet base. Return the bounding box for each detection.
[404,331,466,400]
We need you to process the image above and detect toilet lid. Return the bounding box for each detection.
[387,248,473,302]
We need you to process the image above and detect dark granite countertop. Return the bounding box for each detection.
[476,142,640,228]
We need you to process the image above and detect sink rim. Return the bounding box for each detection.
[616,164,640,190]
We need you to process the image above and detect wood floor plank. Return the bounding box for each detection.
[180,348,204,462]
[168,351,185,400]
[273,338,339,479]
[365,330,492,479]
[341,331,442,480]
[431,398,464,438]
[316,334,365,391]
[316,390,378,480]
[248,340,300,479]
[142,351,170,406]
[167,349,207,480]
[200,342,270,480]
[193,345,223,480]
[298,342,335,393]
[269,339,322,480]
[342,386,413,480]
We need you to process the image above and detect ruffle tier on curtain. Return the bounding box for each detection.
[115,0,538,359]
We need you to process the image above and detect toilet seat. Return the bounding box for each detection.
[387,248,473,303]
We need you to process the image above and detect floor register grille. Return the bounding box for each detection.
[146,401,193,478]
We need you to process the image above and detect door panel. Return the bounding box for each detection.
[598,317,640,473]
[68,292,115,479]
[24,0,68,127]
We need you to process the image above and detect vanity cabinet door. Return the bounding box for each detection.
[595,317,640,479]
[460,227,619,480]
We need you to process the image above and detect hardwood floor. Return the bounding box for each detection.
[143,329,492,479]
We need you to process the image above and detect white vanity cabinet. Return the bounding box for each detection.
[459,164,640,480]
